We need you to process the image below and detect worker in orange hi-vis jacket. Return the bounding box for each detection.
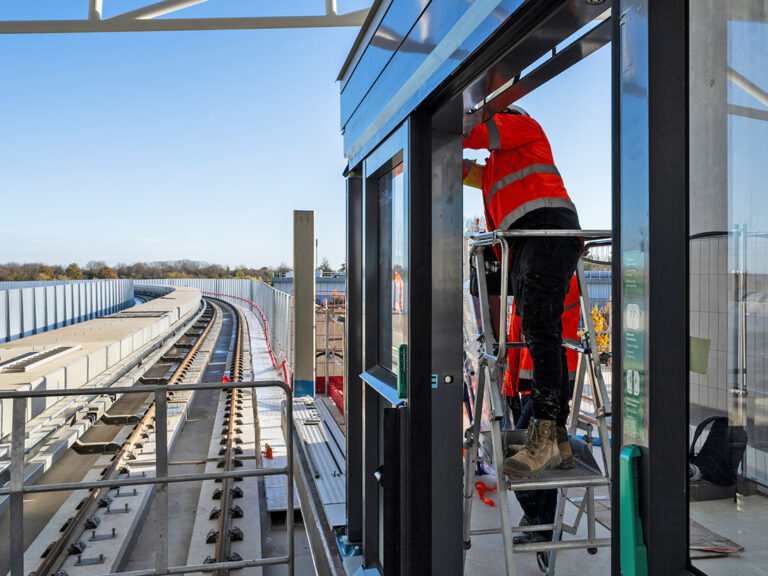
[463,105,582,478]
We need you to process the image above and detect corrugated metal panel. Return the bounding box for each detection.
[272,277,346,304]
[584,271,612,305]
[0,280,135,343]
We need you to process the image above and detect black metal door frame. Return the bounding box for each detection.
[613,0,695,574]
[360,122,407,570]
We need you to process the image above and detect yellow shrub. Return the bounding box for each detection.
[591,304,611,351]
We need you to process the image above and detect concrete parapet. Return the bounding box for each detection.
[65,356,88,389]
[87,348,108,381]
[0,286,201,439]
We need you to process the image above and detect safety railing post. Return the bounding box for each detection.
[497,236,510,363]
[324,302,330,394]
[10,397,27,576]
[154,389,169,574]
[285,392,295,576]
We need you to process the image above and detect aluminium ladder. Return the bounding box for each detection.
[462,229,612,576]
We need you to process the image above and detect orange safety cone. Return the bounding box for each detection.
[264,443,273,460]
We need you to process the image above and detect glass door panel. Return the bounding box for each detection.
[689,3,768,574]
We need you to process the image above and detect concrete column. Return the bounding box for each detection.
[293,210,316,397]
[689,0,727,236]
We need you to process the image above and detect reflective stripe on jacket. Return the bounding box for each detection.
[503,274,581,396]
[463,114,576,232]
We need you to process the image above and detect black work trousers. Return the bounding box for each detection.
[513,375,576,537]
[510,234,581,421]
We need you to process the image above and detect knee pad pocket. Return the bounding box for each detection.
[519,274,565,329]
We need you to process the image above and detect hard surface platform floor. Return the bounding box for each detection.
[464,471,611,576]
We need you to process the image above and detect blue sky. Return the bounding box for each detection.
[0,0,368,269]
[0,1,611,269]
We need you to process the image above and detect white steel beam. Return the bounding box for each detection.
[89,0,103,21]
[0,9,369,34]
[325,0,338,16]
[728,66,768,108]
[110,0,210,21]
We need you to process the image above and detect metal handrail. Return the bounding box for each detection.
[1,379,294,576]
[468,228,612,245]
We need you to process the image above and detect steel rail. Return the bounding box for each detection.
[213,303,245,573]
[31,302,217,576]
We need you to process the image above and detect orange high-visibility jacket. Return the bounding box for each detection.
[463,113,576,232]
[503,274,581,396]
[393,270,404,313]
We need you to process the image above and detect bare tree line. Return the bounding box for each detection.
[0,260,278,282]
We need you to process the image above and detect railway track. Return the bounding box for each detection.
[207,304,248,573]
[19,301,223,576]
[2,296,263,576]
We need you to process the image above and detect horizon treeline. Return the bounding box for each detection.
[0,260,291,282]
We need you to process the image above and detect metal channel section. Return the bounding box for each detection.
[293,398,346,529]
[2,379,294,576]
[291,398,346,576]
[0,346,81,373]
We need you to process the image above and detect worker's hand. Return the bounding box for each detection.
[462,159,484,189]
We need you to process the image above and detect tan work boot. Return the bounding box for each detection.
[503,419,561,478]
[505,441,524,458]
[502,430,525,458]
[557,426,574,470]
[506,424,574,469]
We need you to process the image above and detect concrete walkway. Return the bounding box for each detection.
[237,306,313,576]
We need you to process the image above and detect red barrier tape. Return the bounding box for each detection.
[203,292,290,387]
[475,481,497,507]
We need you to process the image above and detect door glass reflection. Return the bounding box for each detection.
[689,3,768,574]
[378,162,407,374]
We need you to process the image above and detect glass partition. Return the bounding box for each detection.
[688,2,768,574]
[619,0,650,447]
[378,162,407,374]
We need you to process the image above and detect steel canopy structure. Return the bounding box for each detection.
[0,0,370,34]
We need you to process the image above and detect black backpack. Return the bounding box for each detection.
[689,416,747,487]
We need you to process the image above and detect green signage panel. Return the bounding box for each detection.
[623,251,645,299]
[622,250,647,443]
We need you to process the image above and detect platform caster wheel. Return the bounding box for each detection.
[537,551,549,573]
[588,547,598,555]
